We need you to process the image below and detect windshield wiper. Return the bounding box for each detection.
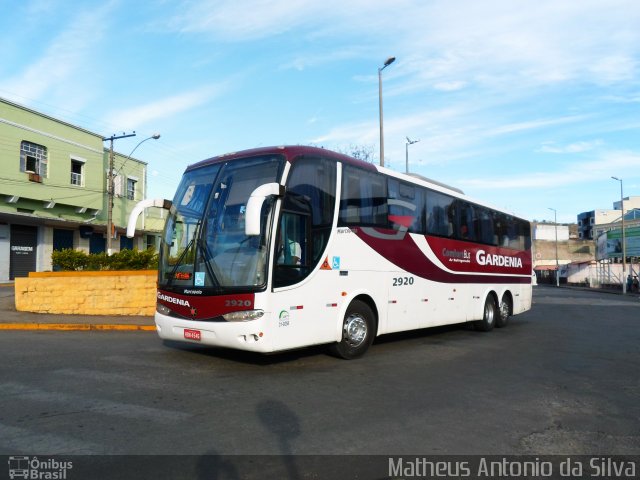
[196,236,220,287]
[168,236,196,286]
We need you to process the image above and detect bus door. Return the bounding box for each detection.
[271,156,338,351]
[273,199,310,286]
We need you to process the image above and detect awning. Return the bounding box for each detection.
[534,265,558,271]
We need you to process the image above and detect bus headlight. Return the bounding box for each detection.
[223,310,264,322]
[157,303,171,315]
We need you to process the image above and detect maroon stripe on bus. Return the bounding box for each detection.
[354,228,531,284]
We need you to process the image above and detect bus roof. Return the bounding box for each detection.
[186,145,377,173]
[184,145,528,222]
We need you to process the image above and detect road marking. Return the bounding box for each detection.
[0,323,156,331]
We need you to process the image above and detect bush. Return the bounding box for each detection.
[52,248,158,271]
[51,249,88,271]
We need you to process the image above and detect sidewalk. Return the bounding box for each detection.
[539,282,640,298]
[0,284,156,331]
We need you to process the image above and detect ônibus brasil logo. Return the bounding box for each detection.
[476,249,522,268]
[8,456,72,479]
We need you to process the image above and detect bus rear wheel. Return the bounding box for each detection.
[329,300,375,359]
[475,295,497,332]
[496,295,512,328]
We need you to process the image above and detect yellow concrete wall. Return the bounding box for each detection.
[15,271,157,316]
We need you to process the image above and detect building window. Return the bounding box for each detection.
[70,158,85,186]
[146,235,159,251]
[126,178,137,200]
[20,141,48,177]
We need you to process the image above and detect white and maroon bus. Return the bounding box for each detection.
[129,146,532,359]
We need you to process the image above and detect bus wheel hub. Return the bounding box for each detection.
[344,315,367,347]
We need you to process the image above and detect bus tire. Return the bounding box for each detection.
[329,300,375,359]
[475,295,497,332]
[496,294,511,328]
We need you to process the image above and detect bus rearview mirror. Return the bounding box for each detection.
[126,198,172,238]
[245,183,285,236]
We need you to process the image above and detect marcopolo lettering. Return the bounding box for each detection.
[157,292,191,307]
[476,249,523,268]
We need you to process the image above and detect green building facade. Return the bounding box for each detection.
[0,97,163,281]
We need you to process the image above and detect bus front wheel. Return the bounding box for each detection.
[329,300,375,359]
[475,295,497,332]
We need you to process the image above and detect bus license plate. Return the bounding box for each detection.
[184,329,201,341]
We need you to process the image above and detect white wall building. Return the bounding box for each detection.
[533,223,569,242]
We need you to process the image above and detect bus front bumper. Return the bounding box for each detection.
[154,313,273,353]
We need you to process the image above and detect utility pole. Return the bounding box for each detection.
[548,207,559,287]
[103,132,136,255]
[612,176,626,293]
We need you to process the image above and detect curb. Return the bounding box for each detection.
[0,323,156,331]
[546,284,640,298]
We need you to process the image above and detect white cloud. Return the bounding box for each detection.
[105,84,228,130]
[166,0,320,40]
[433,81,467,92]
[539,140,604,154]
[165,0,398,41]
[0,3,115,102]
[162,0,640,101]
[458,150,640,190]
[486,116,587,137]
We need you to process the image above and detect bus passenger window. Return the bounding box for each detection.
[339,165,388,227]
[426,190,455,237]
[457,201,477,241]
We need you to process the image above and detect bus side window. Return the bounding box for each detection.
[339,165,388,227]
[494,211,508,247]
[426,190,455,237]
[457,201,473,241]
[477,207,496,245]
[388,179,424,233]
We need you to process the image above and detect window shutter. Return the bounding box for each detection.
[19,153,26,172]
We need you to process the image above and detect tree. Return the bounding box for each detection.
[336,144,376,163]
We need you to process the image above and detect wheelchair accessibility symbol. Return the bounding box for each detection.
[331,256,340,270]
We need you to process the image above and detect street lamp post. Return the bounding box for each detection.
[102,132,161,255]
[378,56,395,167]
[405,137,419,174]
[548,207,559,287]
[114,133,161,178]
[612,176,626,294]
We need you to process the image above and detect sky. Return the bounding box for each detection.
[1,0,639,224]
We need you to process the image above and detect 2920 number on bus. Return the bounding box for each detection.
[392,276,414,286]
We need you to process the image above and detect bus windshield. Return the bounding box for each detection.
[159,155,284,289]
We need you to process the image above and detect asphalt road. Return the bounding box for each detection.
[0,286,639,476]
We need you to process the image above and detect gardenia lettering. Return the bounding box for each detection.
[157,292,191,307]
[476,249,522,268]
